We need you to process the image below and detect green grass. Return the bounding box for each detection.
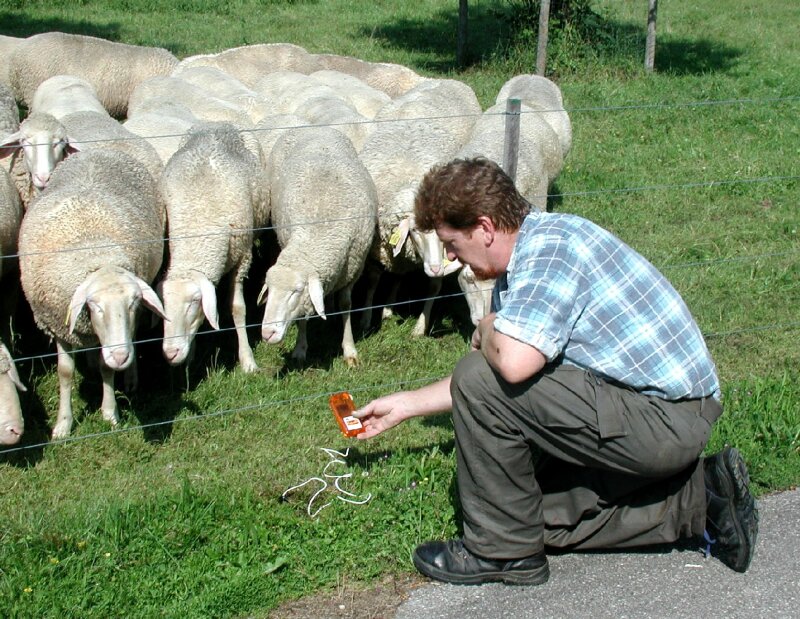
[1,0,799,616]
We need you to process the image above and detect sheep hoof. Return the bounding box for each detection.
[51,422,72,440]
[240,358,259,374]
[381,307,394,320]
[344,355,359,368]
[102,409,120,426]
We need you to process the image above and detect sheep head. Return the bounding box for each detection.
[159,271,219,366]
[67,266,166,371]
[258,263,325,344]
[0,342,26,446]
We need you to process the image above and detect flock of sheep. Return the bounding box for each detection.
[0,32,572,446]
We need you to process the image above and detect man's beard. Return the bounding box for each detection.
[469,264,500,280]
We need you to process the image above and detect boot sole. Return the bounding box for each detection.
[412,553,550,586]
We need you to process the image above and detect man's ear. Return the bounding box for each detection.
[476,215,495,246]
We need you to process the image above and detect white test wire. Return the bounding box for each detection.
[281,447,373,517]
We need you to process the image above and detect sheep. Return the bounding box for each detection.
[313,53,424,98]
[253,113,308,163]
[456,100,564,211]
[252,70,343,116]
[176,43,323,88]
[30,74,109,119]
[495,74,572,158]
[0,340,26,446]
[258,125,377,366]
[169,64,268,123]
[158,122,269,373]
[123,100,198,166]
[0,110,164,198]
[18,149,166,439]
[128,76,253,128]
[0,81,18,139]
[9,32,177,117]
[0,163,22,279]
[357,78,480,336]
[457,265,495,327]
[292,95,374,152]
[0,35,23,88]
[309,70,391,119]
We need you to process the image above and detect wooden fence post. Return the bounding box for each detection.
[457,0,469,68]
[536,0,551,75]
[645,0,658,72]
[503,98,521,183]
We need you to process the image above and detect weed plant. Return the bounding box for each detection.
[0,0,798,616]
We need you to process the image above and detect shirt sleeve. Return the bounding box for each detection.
[493,231,589,362]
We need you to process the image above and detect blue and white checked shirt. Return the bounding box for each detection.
[492,212,720,400]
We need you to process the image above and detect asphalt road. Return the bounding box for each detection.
[395,488,799,618]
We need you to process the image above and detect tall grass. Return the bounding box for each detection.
[0,0,798,616]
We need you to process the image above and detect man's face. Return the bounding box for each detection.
[436,223,499,280]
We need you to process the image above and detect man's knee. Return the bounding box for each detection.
[452,351,494,400]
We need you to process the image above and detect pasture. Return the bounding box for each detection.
[0,0,798,616]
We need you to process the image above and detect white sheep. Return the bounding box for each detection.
[30,74,109,119]
[495,74,572,158]
[457,265,495,327]
[0,35,23,88]
[259,125,377,366]
[9,32,177,117]
[253,113,308,164]
[158,122,269,373]
[0,81,18,139]
[128,76,253,128]
[456,101,564,211]
[0,82,22,194]
[169,64,268,123]
[309,70,391,119]
[0,340,26,446]
[18,149,166,439]
[177,43,323,89]
[1,110,164,198]
[292,95,373,152]
[358,78,480,336]
[0,161,22,279]
[123,99,198,166]
[313,53,424,98]
[252,70,342,116]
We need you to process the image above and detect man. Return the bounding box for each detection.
[354,157,759,585]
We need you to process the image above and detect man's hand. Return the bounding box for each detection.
[352,392,413,439]
[471,312,496,351]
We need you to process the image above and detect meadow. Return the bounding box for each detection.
[0,0,798,616]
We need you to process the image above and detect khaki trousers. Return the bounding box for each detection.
[450,351,722,559]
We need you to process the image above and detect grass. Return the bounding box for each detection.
[0,0,798,616]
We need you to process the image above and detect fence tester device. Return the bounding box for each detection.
[329,392,365,438]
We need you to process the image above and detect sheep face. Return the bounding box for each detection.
[0,114,77,191]
[160,274,219,366]
[258,265,326,344]
[0,343,26,446]
[68,266,166,371]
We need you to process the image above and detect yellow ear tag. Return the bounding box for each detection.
[388,226,401,247]
[443,258,452,266]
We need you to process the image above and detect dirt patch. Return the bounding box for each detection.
[268,572,429,619]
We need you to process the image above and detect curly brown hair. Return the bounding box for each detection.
[414,157,530,232]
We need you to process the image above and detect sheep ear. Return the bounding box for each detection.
[256,282,268,306]
[67,276,93,334]
[308,276,326,320]
[64,137,81,156]
[197,275,219,330]
[391,217,411,258]
[7,360,27,392]
[0,131,22,160]
[134,275,168,321]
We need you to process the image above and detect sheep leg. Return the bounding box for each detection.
[98,361,120,427]
[383,278,402,320]
[412,276,443,338]
[338,285,358,367]
[290,319,308,362]
[52,341,75,439]
[359,261,382,332]
[230,274,257,373]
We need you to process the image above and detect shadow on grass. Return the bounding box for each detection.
[0,13,123,41]
[362,5,743,77]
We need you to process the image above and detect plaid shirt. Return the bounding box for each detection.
[492,212,720,400]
